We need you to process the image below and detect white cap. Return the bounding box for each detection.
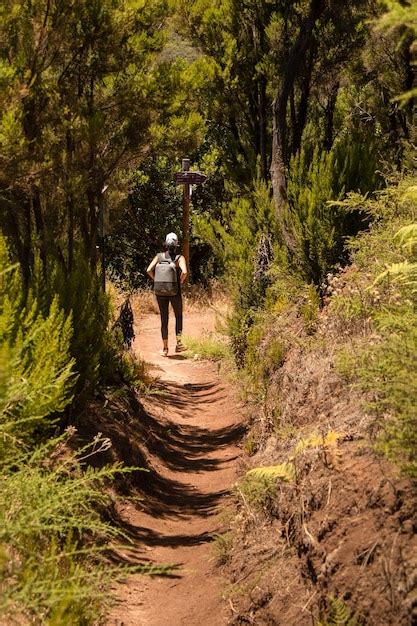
[165,232,179,246]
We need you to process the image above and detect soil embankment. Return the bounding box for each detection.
[107,309,244,625]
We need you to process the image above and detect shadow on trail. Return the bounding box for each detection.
[78,365,245,565]
[115,516,219,549]
[141,380,245,475]
[151,380,226,416]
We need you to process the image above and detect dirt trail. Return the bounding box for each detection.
[108,309,244,626]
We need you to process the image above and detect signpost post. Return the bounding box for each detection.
[174,159,207,278]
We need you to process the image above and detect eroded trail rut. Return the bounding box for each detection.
[108,310,244,626]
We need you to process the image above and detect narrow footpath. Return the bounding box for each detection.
[108,309,244,626]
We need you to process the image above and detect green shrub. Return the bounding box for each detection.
[0,433,132,624]
[333,179,417,475]
[244,317,287,388]
[0,237,76,444]
[194,180,278,366]
[239,463,295,512]
[286,134,380,286]
[212,531,234,565]
[0,236,146,624]
[361,308,417,475]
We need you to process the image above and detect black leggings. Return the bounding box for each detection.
[156,294,183,340]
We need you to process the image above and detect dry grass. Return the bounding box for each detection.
[111,280,231,322]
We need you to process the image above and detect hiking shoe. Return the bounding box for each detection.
[175,342,186,353]
[159,348,169,357]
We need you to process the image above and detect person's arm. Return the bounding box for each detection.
[178,255,188,284]
[147,255,159,280]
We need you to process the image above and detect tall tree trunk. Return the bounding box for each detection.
[253,1,268,180]
[67,194,75,274]
[270,103,298,253]
[270,0,326,223]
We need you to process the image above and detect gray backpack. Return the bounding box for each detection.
[154,253,180,296]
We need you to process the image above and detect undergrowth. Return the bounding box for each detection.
[0,236,154,623]
[333,179,417,475]
[182,333,230,362]
[0,433,134,623]
[239,430,342,512]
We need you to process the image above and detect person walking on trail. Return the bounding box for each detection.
[147,232,188,357]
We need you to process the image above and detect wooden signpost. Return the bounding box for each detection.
[174,158,207,275]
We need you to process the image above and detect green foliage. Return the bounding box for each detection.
[300,283,321,334]
[195,180,278,365]
[356,308,417,475]
[50,255,114,399]
[182,333,230,362]
[0,235,146,624]
[244,317,286,387]
[245,463,296,483]
[375,1,417,106]
[374,223,417,291]
[292,431,343,458]
[212,531,234,565]
[286,135,380,285]
[108,157,183,290]
[0,236,76,444]
[317,595,363,626]
[0,432,136,624]
[240,430,343,512]
[239,462,295,512]
[333,178,417,475]
[242,271,322,399]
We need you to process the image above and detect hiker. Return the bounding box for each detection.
[147,232,188,357]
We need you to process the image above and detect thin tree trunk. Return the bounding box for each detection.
[87,188,98,267]
[32,187,47,271]
[23,199,32,287]
[323,81,339,151]
[259,73,268,180]
[67,194,75,274]
[290,85,297,154]
[66,129,75,274]
[292,46,315,156]
[271,99,288,210]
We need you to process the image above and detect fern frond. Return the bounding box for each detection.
[376,262,417,294]
[394,223,417,255]
[317,595,362,626]
[245,462,295,483]
[293,431,343,456]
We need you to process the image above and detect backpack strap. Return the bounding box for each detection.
[157,252,181,265]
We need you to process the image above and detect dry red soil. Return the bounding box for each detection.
[107,309,245,625]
